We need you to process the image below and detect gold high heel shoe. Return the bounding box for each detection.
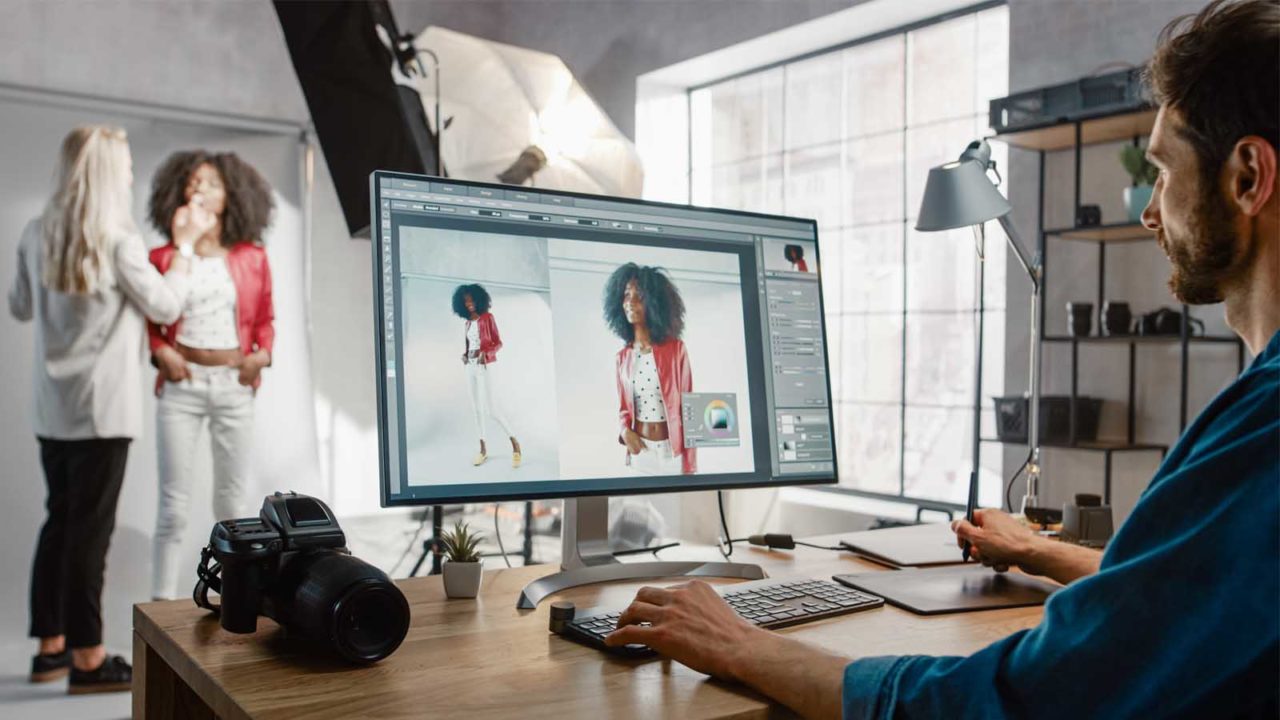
[473,452,487,466]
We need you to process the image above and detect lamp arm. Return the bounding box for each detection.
[996,214,1040,291]
[995,213,1044,512]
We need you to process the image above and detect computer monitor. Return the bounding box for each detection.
[370,171,837,606]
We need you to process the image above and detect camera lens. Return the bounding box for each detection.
[333,581,411,661]
[272,551,410,663]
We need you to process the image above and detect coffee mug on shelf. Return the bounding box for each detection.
[1101,301,1132,336]
[1066,301,1093,337]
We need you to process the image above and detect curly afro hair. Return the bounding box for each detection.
[148,150,274,247]
[602,263,685,345]
[784,244,804,262]
[451,283,492,319]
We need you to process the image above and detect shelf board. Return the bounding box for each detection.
[1045,223,1153,243]
[1042,334,1242,345]
[992,108,1157,151]
[981,437,1168,453]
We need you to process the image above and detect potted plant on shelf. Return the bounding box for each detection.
[1120,144,1158,222]
[440,521,485,599]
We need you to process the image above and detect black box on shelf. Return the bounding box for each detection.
[993,396,1103,445]
[989,68,1145,134]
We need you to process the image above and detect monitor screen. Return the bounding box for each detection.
[372,172,837,506]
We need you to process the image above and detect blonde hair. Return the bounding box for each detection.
[40,126,138,294]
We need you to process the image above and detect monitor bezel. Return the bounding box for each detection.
[371,169,838,507]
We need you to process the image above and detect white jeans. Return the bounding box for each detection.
[627,438,682,475]
[466,361,513,444]
[152,365,254,599]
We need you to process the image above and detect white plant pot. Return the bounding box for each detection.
[442,560,483,599]
[1124,184,1154,222]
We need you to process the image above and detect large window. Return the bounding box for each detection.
[689,4,1009,507]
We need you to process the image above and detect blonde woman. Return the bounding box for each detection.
[7,126,200,694]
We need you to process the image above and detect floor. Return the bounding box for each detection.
[0,645,129,720]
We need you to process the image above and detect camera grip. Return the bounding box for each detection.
[219,559,266,634]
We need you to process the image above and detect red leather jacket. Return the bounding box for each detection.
[147,242,275,392]
[466,312,503,364]
[616,338,696,474]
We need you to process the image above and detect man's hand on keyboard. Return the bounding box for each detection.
[605,580,762,680]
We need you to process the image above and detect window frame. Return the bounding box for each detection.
[686,0,1008,513]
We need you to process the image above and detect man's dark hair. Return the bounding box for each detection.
[784,244,804,262]
[451,283,492,319]
[148,150,274,247]
[603,263,685,345]
[1146,0,1279,185]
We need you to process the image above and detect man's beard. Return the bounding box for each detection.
[1159,185,1248,305]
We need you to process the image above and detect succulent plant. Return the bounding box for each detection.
[440,521,484,563]
[1120,144,1158,186]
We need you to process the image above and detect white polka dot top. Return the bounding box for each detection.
[175,255,240,350]
[633,351,666,422]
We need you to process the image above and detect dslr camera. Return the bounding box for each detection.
[195,492,410,663]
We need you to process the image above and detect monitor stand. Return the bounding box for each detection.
[516,496,766,609]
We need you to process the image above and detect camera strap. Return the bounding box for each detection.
[193,544,224,615]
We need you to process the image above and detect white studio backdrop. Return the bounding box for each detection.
[0,92,321,656]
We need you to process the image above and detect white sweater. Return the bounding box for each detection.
[8,219,187,439]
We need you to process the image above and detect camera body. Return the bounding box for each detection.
[201,492,410,663]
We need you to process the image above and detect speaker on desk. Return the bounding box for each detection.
[273,0,441,238]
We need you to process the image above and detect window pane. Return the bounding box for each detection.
[697,156,783,213]
[903,406,972,504]
[906,226,976,312]
[704,70,784,167]
[785,143,842,228]
[905,117,984,221]
[836,313,903,404]
[975,6,1010,128]
[841,224,903,314]
[905,312,975,408]
[844,35,905,138]
[844,131,905,226]
[907,14,977,125]
[785,53,844,150]
[837,402,901,494]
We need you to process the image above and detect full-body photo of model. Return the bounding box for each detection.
[604,263,696,475]
[146,151,275,600]
[453,283,522,468]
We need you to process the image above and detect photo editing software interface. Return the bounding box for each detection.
[373,173,836,505]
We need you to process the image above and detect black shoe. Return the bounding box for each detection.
[30,649,70,683]
[68,654,132,695]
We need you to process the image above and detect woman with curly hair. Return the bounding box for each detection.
[145,150,275,600]
[604,263,696,475]
[784,244,808,273]
[453,283,522,468]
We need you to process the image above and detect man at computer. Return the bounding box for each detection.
[607,1,1279,717]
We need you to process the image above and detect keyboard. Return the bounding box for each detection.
[557,578,885,656]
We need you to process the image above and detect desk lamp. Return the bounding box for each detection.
[916,140,1046,518]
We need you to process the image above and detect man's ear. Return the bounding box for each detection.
[1228,136,1277,216]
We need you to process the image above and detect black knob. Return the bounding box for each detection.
[549,601,575,634]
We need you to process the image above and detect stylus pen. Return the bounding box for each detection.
[962,469,978,562]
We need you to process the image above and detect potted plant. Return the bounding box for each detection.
[440,521,484,599]
[1120,144,1158,222]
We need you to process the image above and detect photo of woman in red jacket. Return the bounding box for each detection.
[453,283,523,468]
[144,150,275,600]
[604,263,696,475]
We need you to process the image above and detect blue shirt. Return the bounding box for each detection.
[843,330,1280,719]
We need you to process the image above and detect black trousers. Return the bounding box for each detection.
[29,437,130,648]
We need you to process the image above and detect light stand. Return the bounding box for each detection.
[917,140,1045,517]
[516,497,765,609]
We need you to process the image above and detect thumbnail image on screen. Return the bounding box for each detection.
[397,228,755,488]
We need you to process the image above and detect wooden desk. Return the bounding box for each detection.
[133,535,1044,719]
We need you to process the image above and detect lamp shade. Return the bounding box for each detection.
[915,159,1012,232]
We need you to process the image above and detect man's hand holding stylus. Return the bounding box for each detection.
[952,508,1103,585]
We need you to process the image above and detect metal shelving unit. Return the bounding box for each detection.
[989,106,1246,503]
